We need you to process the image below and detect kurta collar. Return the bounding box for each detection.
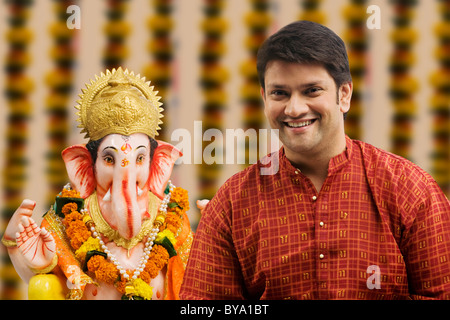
[279,135,354,176]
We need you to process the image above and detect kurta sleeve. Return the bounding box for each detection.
[401,177,450,299]
[180,185,247,300]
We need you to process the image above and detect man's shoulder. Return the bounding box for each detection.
[352,138,432,187]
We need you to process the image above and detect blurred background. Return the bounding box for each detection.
[0,0,449,299]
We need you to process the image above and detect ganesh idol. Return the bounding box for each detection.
[1,68,193,300]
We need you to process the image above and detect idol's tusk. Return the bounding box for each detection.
[102,188,111,201]
[137,186,144,197]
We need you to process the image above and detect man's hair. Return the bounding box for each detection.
[256,20,352,91]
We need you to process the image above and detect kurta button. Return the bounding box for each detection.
[319,221,324,227]
[319,254,324,259]
[312,196,317,201]
[294,170,299,174]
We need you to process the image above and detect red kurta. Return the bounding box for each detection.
[180,136,450,300]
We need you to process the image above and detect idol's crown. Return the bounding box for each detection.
[75,67,163,141]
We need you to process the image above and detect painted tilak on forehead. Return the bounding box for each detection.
[121,143,132,155]
[120,135,132,155]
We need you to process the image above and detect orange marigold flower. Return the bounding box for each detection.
[66,220,91,250]
[115,271,133,294]
[64,210,82,226]
[66,220,84,237]
[144,261,160,279]
[70,230,91,250]
[62,202,78,215]
[96,261,119,284]
[169,187,189,214]
[150,244,169,269]
[87,254,105,272]
[61,189,81,198]
[165,212,181,234]
[87,255,119,285]
[139,270,151,283]
[115,276,127,294]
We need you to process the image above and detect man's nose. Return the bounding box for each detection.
[284,93,309,118]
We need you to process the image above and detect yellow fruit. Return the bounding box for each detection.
[28,274,66,300]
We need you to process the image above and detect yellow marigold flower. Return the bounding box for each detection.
[75,237,101,262]
[126,278,153,300]
[156,229,176,245]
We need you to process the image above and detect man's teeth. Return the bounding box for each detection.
[287,120,313,128]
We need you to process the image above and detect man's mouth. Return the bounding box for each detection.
[284,119,316,128]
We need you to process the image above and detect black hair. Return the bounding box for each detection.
[257,20,352,91]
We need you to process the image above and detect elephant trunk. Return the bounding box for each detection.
[111,169,142,240]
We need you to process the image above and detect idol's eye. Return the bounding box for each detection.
[103,155,114,165]
[136,154,145,164]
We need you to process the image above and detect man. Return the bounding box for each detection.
[180,21,450,300]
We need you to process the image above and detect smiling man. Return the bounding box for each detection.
[180,21,450,300]
[262,62,352,191]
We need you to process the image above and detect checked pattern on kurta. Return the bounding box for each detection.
[180,136,450,300]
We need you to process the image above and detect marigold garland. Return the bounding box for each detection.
[240,0,271,168]
[1,0,35,300]
[430,0,450,197]
[198,0,229,201]
[58,183,188,300]
[45,0,79,207]
[142,0,174,141]
[164,212,182,235]
[299,0,326,24]
[342,0,368,141]
[389,0,419,160]
[103,0,130,70]
[75,237,101,263]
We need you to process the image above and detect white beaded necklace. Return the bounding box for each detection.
[85,181,174,281]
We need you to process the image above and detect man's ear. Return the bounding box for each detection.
[339,82,353,114]
[260,87,266,101]
[261,87,268,117]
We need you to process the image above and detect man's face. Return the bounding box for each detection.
[261,60,352,163]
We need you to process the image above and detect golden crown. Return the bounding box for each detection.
[75,67,163,141]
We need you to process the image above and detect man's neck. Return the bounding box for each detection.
[288,153,329,192]
[285,136,347,192]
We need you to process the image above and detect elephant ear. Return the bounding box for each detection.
[61,145,96,198]
[148,141,182,199]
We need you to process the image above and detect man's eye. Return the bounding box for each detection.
[305,87,322,95]
[271,90,286,96]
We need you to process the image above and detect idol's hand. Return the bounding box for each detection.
[196,199,210,215]
[16,216,56,271]
[3,199,36,242]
